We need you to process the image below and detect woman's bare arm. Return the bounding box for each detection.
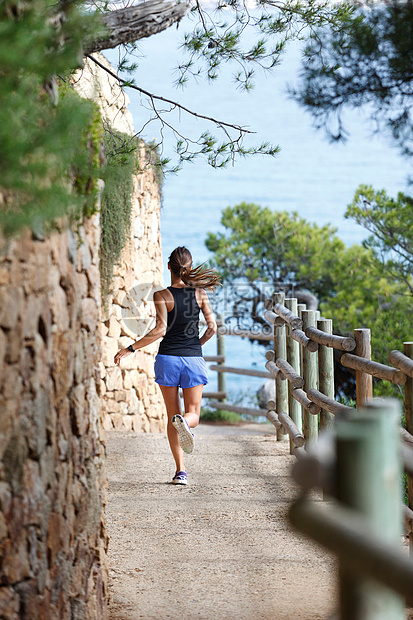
[199,290,217,346]
[114,291,167,365]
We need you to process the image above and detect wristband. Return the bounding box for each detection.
[127,344,134,353]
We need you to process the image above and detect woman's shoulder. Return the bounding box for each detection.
[153,287,173,301]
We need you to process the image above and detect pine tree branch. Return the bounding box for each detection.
[84,0,191,53]
[85,52,255,135]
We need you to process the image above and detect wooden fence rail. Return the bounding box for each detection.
[257,291,413,619]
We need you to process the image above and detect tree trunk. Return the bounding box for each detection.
[85,0,191,54]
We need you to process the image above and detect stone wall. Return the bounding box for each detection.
[0,217,107,619]
[74,54,166,433]
[0,51,165,620]
[100,163,166,432]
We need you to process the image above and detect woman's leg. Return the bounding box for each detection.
[159,385,185,473]
[182,384,204,428]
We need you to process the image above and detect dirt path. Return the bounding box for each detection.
[106,423,337,620]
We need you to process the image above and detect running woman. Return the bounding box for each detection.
[114,246,220,486]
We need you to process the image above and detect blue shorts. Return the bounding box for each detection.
[154,354,209,389]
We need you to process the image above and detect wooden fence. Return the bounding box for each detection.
[260,291,413,619]
[202,314,276,415]
[201,292,413,617]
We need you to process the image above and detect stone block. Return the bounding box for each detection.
[123,269,137,290]
[140,415,151,433]
[102,397,118,414]
[111,304,122,320]
[129,415,141,432]
[0,286,23,329]
[105,366,122,391]
[0,399,16,461]
[60,262,80,328]
[122,416,133,431]
[58,434,68,461]
[113,290,129,309]
[48,264,61,290]
[50,285,69,332]
[113,390,127,402]
[109,414,123,430]
[50,230,68,275]
[39,447,55,497]
[82,337,97,383]
[70,384,88,436]
[108,316,120,340]
[17,579,50,620]
[133,217,144,239]
[21,296,43,340]
[77,273,89,299]
[98,379,106,396]
[23,459,44,525]
[0,328,5,388]
[0,263,9,286]
[101,336,118,367]
[80,298,98,333]
[102,414,113,431]
[52,331,73,404]
[134,373,148,399]
[0,586,19,618]
[86,378,100,433]
[0,512,8,540]
[57,398,71,441]
[32,246,51,291]
[98,361,106,380]
[47,512,68,564]
[86,264,100,295]
[76,227,92,272]
[2,528,31,582]
[118,401,129,415]
[74,333,85,385]
[5,319,23,365]
[122,370,133,390]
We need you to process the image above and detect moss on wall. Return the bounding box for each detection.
[99,131,139,303]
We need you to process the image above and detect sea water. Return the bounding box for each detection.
[104,22,411,403]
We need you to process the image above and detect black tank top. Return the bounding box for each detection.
[158,287,202,357]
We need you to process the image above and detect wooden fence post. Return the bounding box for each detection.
[285,298,302,454]
[297,303,306,381]
[354,328,373,407]
[273,292,288,441]
[217,313,226,401]
[302,310,318,447]
[404,341,413,555]
[335,400,404,620]
[318,318,335,432]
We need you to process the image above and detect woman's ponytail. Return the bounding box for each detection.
[169,246,221,290]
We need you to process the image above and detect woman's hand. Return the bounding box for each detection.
[114,348,133,365]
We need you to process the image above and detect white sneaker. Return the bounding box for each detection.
[172,414,195,454]
[172,471,188,485]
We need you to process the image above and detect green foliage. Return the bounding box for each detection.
[99,131,139,302]
[290,0,413,157]
[140,141,165,202]
[179,0,356,89]
[205,202,390,329]
[346,185,413,295]
[205,202,412,399]
[0,0,103,238]
[344,185,413,397]
[200,407,244,424]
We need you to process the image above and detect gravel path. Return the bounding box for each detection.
[106,423,337,620]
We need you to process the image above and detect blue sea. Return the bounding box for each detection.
[105,21,411,404]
